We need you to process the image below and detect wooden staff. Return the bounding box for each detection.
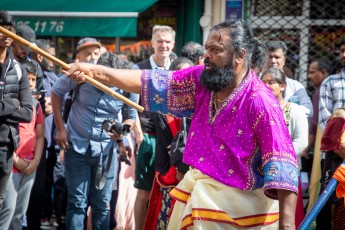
[0,26,144,112]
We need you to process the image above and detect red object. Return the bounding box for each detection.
[144,115,181,229]
[165,115,181,137]
[144,166,179,230]
[295,178,305,229]
[321,117,345,151]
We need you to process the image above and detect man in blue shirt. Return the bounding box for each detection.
[51,38,138,229]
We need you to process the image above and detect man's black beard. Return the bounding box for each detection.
[200,65,235,92]
[41,58,52,71]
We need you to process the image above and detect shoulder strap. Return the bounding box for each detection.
[72,83,83,102]
[95,143,114,190]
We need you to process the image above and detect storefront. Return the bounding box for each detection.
[1,0,204,63]
[1,0,157,37]
[0,0,157,62]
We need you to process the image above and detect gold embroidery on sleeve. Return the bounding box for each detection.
[153,94,164,104]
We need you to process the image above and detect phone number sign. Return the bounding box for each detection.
[14,17,137,37]
[16,19,64,34]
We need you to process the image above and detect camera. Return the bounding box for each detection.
[31,89,48,95]
[102,119,131,136]
[102,119,132,166]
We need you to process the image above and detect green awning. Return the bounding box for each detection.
[0,0,157,37]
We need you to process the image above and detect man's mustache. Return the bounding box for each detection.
[204,59,217,68]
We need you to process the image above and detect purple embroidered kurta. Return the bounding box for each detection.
[141,65,298,198]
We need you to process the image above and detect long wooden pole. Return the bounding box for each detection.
[0,26,144,112]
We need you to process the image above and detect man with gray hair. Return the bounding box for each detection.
[132,24,175,229]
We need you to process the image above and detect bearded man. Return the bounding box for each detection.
[65,20,298,229]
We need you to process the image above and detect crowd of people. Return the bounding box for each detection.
[1,9,345,230]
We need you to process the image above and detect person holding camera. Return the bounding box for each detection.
[0,11,33,209]
[51,47,138,229]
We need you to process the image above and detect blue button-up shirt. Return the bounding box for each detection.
[52,75,138,156]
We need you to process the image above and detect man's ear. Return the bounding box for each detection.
[235,48,246,64]
[321,69,329,79]
[75,53,80,63]
[37,54,44,63]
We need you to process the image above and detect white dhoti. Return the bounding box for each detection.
[168,169,279,229]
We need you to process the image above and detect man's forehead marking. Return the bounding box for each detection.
[207,29,229,46]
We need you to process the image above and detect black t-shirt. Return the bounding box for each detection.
[136,59,157,134]
[153,112,173,174]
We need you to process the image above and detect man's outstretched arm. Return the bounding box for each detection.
[65,63,143,94]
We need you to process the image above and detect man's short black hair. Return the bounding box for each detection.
[97,52,133,69]
[265,41,288,56]
[170,57,194,70]
[311,59,331,75]
[21,60,38,76]
[36,39,55,51]
[181,41,205,64]
[0,11,14,27]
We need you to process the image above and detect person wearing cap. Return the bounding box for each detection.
[0,11,33,209]
[76,37,101,64]
[51,39,137,228]
[13,24,46,112]
[12,24,36,61]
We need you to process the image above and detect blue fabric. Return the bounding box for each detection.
[43,71,60,97]
[43,71,60,147]
[284,77,313,119]
[52,75,138,157]
[263,161,298,191]
[319,70,345,131]
[64,146,117,230]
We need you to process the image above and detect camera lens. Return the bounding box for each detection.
[102,120,113,132]
[102,119,131,136]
